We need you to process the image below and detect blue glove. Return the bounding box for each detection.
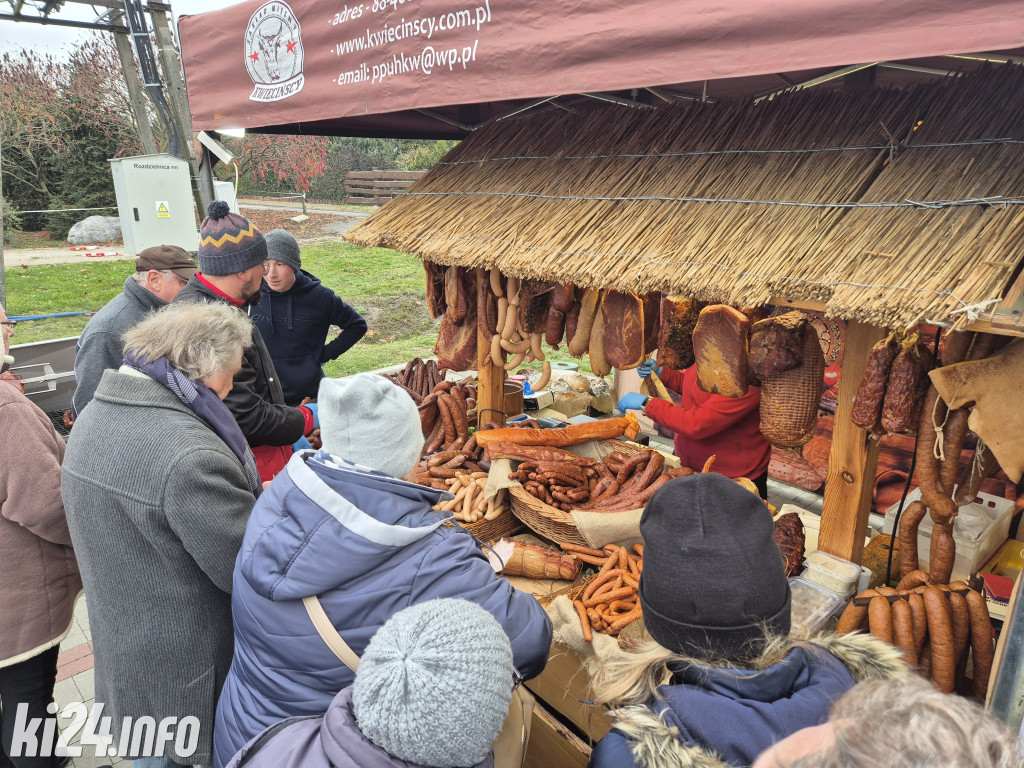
[292,435,313,452]
[637,359,662,379]
[301,402,319,429]
[617,392,648,413]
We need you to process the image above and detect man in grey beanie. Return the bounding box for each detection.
[213,374,552,768]
[223,599,514,768]
[251,229,367,405]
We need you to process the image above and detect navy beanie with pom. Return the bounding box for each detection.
[197,201,267,276]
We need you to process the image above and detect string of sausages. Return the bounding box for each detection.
[886,331,1005,585]
[835,570,994,699]
[509,450,698,513]
[563,543,645,642]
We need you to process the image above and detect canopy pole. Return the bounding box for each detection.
[818,320,887,564]
[476,269,505,427]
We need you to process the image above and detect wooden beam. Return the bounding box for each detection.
[819,320,887,564]
[113,30,157,155]
[476,269,506,426]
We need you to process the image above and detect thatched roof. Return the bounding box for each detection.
[345,67,1024,328]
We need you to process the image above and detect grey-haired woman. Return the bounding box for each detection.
[62,301,260,768]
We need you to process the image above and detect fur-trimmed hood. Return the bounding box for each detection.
[589,633,906,768]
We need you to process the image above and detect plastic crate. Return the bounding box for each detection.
[789,576,845,639]
[882,487,1014,583]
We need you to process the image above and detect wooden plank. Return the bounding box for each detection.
[523,642,610,740]
[476,268,506,426]
[345,171,425,180]
[819,320,887,564]
[523,702,592,768]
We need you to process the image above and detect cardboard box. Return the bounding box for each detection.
[524,642,610,742]
[523,702,591,768]
[524,390,555,411]
[548,391,591,418]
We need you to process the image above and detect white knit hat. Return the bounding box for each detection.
[318,373,424,478]
[352,599,514,768]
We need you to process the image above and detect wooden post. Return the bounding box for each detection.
[476,269,506,426]
[113,30,157,155]
[819,320,887,564]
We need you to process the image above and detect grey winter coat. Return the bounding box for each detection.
[72,276,166,416]
[61,369,257,766]
[224,688,494,768]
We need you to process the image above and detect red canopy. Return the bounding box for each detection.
[179,0,1024,137]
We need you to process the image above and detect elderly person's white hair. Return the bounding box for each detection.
[121,302,252,382]
[774,675,1024,768]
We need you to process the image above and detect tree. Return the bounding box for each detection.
[0,35,144,232]
[226,133,330,194]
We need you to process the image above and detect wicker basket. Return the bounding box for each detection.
[445,508,524,543]
[509,439,661,546]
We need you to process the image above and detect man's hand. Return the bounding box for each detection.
[617,392,649,413]
[637,359,662,379]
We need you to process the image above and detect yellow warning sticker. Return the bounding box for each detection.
[156,201,170,219]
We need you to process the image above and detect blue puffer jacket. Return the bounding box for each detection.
[588,634,905,768]
[213,450,552,768]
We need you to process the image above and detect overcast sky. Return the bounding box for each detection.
[0,0,244,56]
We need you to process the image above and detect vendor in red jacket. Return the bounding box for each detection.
[617,359,771,498]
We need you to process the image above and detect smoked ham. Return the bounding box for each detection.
[435,268,477,371]
[760,330,825,448]
[518,280,555,334]
[657,296,703,370]
[642,292,661,356]
[546,284,575,348]
[692,305,750,398]
[749,312,808,379]
[602,290,645,370]
[423,259,447,319]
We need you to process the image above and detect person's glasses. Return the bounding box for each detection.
[0,321,16,329]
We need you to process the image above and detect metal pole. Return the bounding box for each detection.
[988,585,1024,731]
[198,146,216,210]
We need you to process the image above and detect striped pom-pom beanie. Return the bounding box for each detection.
[197,200,267,276]
[353,599,514,767]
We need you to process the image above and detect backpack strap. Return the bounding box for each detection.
[302,595,360,672]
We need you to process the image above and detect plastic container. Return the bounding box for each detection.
[882,487,1014,582]
[802,551,861,597]
[789,576,845,640]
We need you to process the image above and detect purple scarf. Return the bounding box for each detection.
[123,350,262,498]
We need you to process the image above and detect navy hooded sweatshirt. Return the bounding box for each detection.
[252,271,367,405]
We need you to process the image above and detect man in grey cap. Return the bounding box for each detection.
[71,244,196,417]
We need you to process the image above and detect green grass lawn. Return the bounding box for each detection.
[5,240,592,378]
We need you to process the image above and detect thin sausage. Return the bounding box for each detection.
[948,591,970,675]
[891,599,918,666]
[897,502,928,580]
[923,586,955,693]
[868,596,894,645]
[895,566,931,592]
[836,589,877,635]
[966,589,994,700]
[928,520,956,585]
[907,592,928,656]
